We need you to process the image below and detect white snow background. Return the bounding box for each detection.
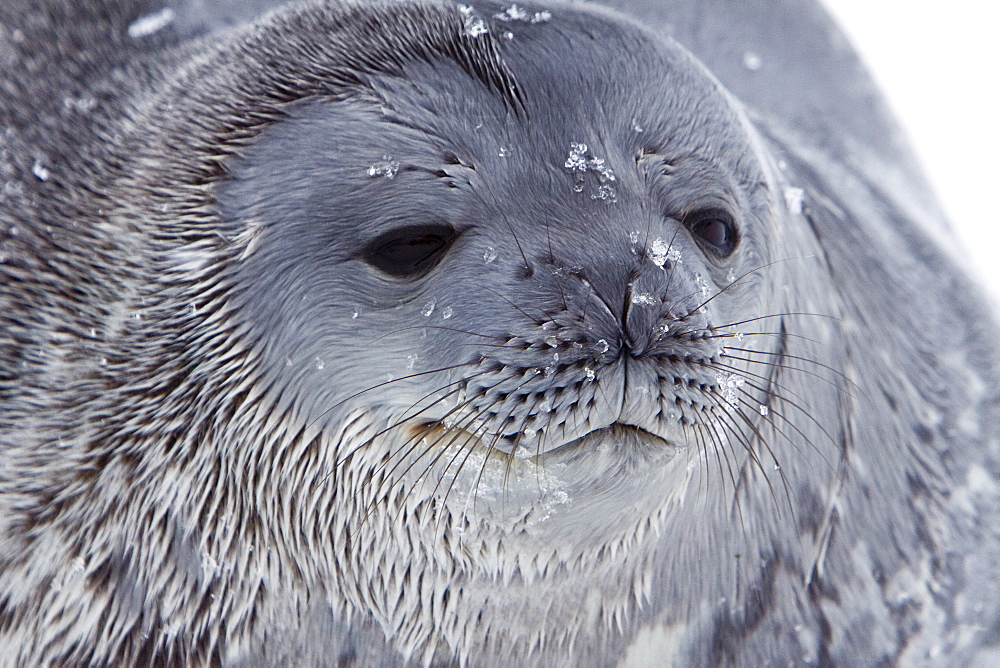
[823,1,1000,306]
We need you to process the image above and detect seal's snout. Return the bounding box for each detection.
[455,233,730,456]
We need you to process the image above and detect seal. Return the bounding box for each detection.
[2,0,999,664]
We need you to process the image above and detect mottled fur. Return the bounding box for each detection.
[2,0,999,666]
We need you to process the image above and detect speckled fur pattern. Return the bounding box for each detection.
[1,0,1000,665]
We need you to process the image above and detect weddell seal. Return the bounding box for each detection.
[1,0,999,664]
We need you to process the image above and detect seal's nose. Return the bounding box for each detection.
[623,260,677,358]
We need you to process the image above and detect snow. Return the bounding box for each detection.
[127,7,175,39]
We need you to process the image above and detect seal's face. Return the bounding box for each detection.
[217,1,794,651]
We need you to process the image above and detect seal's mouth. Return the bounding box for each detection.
[406,418,682,468]
[487,422,676,460]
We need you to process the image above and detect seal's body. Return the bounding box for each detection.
[2,0,998,664]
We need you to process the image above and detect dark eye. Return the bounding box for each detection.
[684,209,738,258]
[362,224,458,278]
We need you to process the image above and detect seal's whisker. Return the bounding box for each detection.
[709,359,840,456]
[482,286,550,325]
[710,312,840,330]
[470,407,527,521]
[545,225,572,315]
[487,385,555,518]
[357,394,494,532]
[709,400,794,522]
[733,387,835,474]
[331,368,493,468]
[417,401,504,522]
[578,279,594,324]
[723,346,850,388]
[312,360,484,430]
[718,350,846,394]
[711,348,827,411]
[659,227,684,297]
[705,401,775,495]
[468,161,532,273]
[702,330,826,348]
[509,393,555,512]
[697,412,744,514]
[683,255,819,317]
[343,421,441,549]
[688,419,715,518]
[347,389,481,507]
[463,369,553,504]
[701,410,774,541]
[711,350,840,471]
[367,324,508,343]
[709,357,809,407]
[367,390,488,498]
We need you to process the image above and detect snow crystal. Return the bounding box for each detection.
[759,404,769,416]
[591,184,617,202]
[367,156,399,179]
[494,4,552,23]
[564,142,590,172]
[441,306,454,319]
[31,160,50,181]
[127,7,175,39]
[695,272,711,297]
[631,293,657,306]
[743,51,762,71]
[649,238,672,267]
[595,339,610,354]
[715,372,745,408]
[421,300,436,317]
[460,6,489,37]
[315,358,325,370]
[783,186,805,214]
[564,142,617,201]
[483,246,498,263]
[63,95,97,114]
[495,4,527,20]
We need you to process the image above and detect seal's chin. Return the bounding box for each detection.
[381,412,691,552]
[413,417,690,552]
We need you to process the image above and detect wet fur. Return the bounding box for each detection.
[2,0,1000,665]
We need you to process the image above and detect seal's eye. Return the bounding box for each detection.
[363,224,458,278]
[684,209,738,258]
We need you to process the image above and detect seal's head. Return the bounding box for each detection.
[201,0,828,658]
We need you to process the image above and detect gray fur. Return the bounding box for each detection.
[2,0,999,665]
